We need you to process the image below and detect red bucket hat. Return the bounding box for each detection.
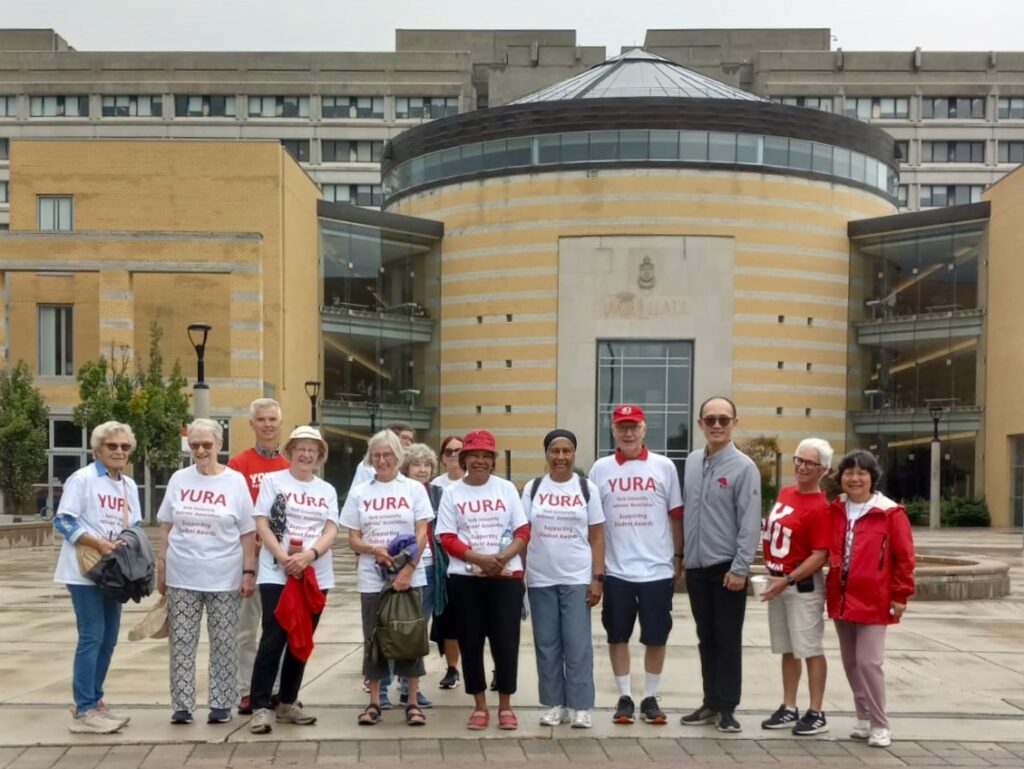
[612,404,646,424]
[460,430,498,456]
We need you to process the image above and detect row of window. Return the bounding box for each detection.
[321,183,383,207]
[0,94,459,120]
[893,139,1024,165]
[383,129,897,199]
[772,95,1024,121]
[897,184,985,208]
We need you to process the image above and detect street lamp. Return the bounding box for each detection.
[305,380,321,426]
[366,397,380,434]
[929,405,944,529]
[187,323,212,419]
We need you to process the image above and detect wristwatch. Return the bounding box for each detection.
[242,569,256,576]
[592,573,605,583]
[786,574,797,587]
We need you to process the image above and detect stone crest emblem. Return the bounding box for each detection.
[638,255,655,290]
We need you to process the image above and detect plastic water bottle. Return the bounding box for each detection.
[499,527,513,550]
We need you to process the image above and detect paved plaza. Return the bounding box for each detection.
[0,528,1020,768]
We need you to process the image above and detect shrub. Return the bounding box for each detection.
[941,496,990,527]
[903,498,930,526]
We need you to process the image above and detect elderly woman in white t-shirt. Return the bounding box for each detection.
[523,429,605,729]
[53,421,142,735]
[157,418,256,726]
[248,426,339,735]
[341,430,433,726]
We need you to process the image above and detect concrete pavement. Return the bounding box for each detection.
[0,528,1020,768]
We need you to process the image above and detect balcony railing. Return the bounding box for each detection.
[854,308,983,346]
[850,405,982,435]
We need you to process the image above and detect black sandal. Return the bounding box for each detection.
[358,703,382,725]
[405,705,426,726]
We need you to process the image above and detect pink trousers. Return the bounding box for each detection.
[834,619,889,729]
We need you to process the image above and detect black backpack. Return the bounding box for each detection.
[527,474,590,505]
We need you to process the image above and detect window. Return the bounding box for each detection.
[321,183,382,207]
[921,97,985,119]
[998,141,1024,164]
[843,97,909,120]
[38,305,73,376]
[0,181,7,203]
[897,184,909,207]
[919,185,984,207]
[395,96,459,119]
[101,95,162,117]
[248,95,309,118]
[38,196,73,230]
[773,96,833,112]
[1011,436,1024,527]
[0,96,15,117]
[280,139,310,162]
[596,340,693,469]
[894,140,909,161]
[322,96,384,119]
[321,140,383,163]
[174,95,236,117]
[921,141,984,163]
[29,95,88,118]
[998,97,1024,119]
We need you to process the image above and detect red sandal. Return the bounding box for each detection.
[466,709,490,730]
[498,709,518,730]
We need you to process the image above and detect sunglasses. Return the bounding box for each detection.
[103,442,132,452]
[189,441,216,451]
[701,416,734,427]
[442,448,461,456]
[793,457,822,469]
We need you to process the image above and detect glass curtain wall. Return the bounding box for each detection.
[848,222,985,502]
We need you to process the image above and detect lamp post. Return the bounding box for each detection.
[366,398,380,434]
[305,380,321,427]
[929,405,944,529]
[187,323,212,419]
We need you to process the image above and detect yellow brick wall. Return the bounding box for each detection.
[391,168,894,480]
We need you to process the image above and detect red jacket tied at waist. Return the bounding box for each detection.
[274,567,326,662]
[826,492,915,625]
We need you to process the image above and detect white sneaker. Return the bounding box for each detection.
[68,708,123,734]
[849,718,871,739]
[868,727,892,747]
[571,709,593,729]
[539,705,569,725]
[250,708,273,734]
[97,701,130,726]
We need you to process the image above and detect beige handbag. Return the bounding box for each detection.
[129,595,169,641]
[74,477,131,577]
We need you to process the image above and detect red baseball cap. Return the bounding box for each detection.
[612,404,645,424]
[460,430,498,455]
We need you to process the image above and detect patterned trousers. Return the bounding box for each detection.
[168,587,240,712]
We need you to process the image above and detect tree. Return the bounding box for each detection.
[73,324,190,517]
[738,435,781,514]
[0,362,50,514]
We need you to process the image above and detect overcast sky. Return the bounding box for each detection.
[2,0,1022,54]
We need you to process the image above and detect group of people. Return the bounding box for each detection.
[53,396,915,750]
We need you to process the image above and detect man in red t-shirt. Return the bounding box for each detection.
[759,438,832,736]
[228,398,290,714]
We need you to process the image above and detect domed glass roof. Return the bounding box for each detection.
[512,48,765,104]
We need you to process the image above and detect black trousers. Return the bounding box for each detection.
[447,574,524,695]
[686,561,747,712]
[249,583,325,710]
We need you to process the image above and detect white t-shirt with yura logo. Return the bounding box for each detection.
[340,474,434,592]
[53,462,143,586]
[522,475,604,588]
[435,476,528,577]
[254,469,340,588]
[157,465,255,592]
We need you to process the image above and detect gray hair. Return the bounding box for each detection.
[187,418,223,444]
[368,429,404,466]
[796,437,834,469]
[90,421,137,453]
[401,442,438,475]
[249,398,282,419]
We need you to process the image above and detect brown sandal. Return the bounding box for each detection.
[405,705,426,726]
[358,703,382,725]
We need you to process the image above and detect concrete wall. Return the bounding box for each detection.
[389,167,894,482]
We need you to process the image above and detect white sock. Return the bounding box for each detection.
[644,672,660,699]
[615,675,631,698]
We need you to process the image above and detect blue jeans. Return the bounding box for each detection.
[529,584,594,710]
[68,584,122,713]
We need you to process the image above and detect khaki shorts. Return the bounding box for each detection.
[767,571,825,659]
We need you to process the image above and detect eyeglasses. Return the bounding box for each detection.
[189,441,216,451]
[103,442,132,452]
[442,448,461,456]
[793,457,822,469]
[701,416,734,427]
[371,452,396,462]
[612,423,642,432]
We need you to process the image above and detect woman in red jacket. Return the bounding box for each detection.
[826,450,915,749]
